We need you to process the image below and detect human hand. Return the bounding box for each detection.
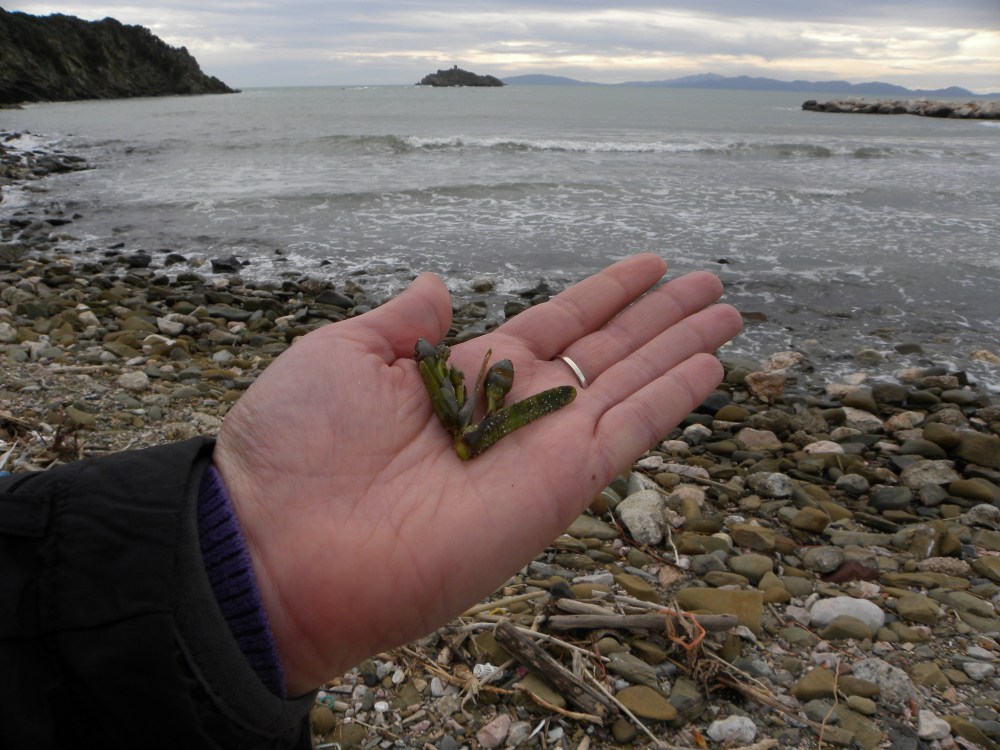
[212,254,742,695]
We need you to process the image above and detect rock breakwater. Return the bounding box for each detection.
[4,132,1000,749]
[803,97,1000,119]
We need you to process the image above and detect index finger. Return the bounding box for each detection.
[498,254,667,360]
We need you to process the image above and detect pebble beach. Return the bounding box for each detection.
[4,131,1000,750]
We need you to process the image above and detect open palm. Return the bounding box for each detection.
[213,254,742,695]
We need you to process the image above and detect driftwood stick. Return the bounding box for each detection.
[493,620,617,722]
[548,603,738,634]
[514,685,604,724]
[462,590,547,616]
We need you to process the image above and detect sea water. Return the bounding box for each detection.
[3,86,999,392]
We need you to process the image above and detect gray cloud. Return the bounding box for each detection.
[9,1,1000,90]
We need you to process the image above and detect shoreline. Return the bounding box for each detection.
[4,131,1000,749]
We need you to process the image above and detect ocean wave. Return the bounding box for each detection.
[198,131,989,163]
[394,135,968,161]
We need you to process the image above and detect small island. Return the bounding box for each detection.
[417,66,505,87]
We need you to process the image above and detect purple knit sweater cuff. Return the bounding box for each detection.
[197,465,285,696]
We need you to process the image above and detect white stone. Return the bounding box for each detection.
[842,406,884,433]
[615,490,665,546]
[885,411,925,432]
[785,605,811,627]
[635,455,664,471]
[962,661,996,681]
[967,645,996,661]
[901,460,961,489]
[763,351,804,372]
[77,309,101,328]
[736,427,782,452]
[116,370,150,393]
[809,597,886,633]
[662,463,710,481]
[964,504,1000,529]
[668,485,706,507]
[156,317,186,336]
[803,440,844,454]
[747,471,793,498]
[707,716,757,744]
[660,439,690,455]
[851,658,918,706]
[917,709,951,740]
[682,423,712,444]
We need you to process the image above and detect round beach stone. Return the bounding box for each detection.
[702,571,749,588]
[707,716,757,744]
[846,695,877,716]
[809,596,886,633]
[842,389,879,414]
[715,404,749,422]
[895,594,941,625]
[869,486,913,511]
[736,427,782,452]
[691,553,728,576]
[791,668,836,701]
[923,422,961,449]
[842,406,884,432]
[917,710,952,741]
[518,674,566,708]
[835,473,870,496]
[898,439,948,459]
[961,661,996,681]
[790,507,831,533]
[116,370,150,392]
[965,504,1000,529]
[729,553,773,584]
[730,522,777,551]
[565,514,618,540]
[747,472,793,498]
[950,478,1000,504]
[615,685,676,721]
[802,546,845,574]
[851,658,918,706]
[476,713,511,749]
[615,490,664,546]
[819,614,874,641]
[901,460,961,489]
[971,557,1000,583]
[955,432,1000,470]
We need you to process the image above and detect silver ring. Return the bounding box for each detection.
[559,356,588,388]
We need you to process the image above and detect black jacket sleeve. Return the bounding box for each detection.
[0,437,315,749]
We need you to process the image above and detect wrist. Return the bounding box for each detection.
[198,465,285,695]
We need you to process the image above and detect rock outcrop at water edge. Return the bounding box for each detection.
[802,98,1000,119]
[417,66,505,87]
[0,8,237,105]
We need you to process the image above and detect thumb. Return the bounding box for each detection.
[340,273,453,361]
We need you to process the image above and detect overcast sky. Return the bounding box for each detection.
[10,1,1000,92]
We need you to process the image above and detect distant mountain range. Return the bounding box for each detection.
[502,72,999,98]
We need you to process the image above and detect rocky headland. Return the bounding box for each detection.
[3,132,1000,749]
[0,9,237,105]
[418,66,505,87]
[803,98,1000,120]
